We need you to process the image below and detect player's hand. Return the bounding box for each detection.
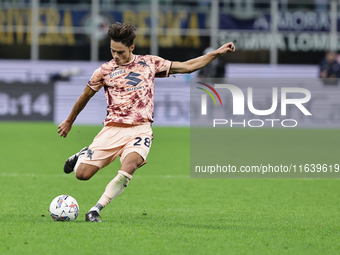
[215,42,236,56]
[58,120,73,138]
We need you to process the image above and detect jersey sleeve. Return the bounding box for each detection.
[153,56,172,78]
[87,67,104,92]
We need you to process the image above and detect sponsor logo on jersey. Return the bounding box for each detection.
[126,86,145,92]
[125,72,142,86]
[109,68,126,78]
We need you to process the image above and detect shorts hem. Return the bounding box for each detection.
[78,158,103,170]
[120,147,149,166]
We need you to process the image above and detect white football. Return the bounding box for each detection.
[49,195,79,221]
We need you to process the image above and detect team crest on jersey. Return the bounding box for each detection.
[137,61,149,67]
[109,68,126,78]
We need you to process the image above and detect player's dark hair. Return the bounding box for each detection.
[107,22,136,47]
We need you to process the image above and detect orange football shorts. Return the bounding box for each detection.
[78,122,153,169]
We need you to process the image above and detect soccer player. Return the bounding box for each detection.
[57,22,235,222]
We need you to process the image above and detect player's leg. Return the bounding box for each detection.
[85,152,143,222]
[120,151,144,175]
[97,152,143,203]
[85,125,152,222]
[63,147,100,180]
[63,126,120,180]
[74,163,100,180]
[63,147,88,174]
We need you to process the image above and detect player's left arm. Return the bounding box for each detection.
[169,42,235,74]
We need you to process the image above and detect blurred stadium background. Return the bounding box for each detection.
[2,1,340,254]
[0,0,335,126]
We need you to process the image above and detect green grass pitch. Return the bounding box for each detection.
[0,122,339,254]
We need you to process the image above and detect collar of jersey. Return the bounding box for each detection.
[114,54,136,67]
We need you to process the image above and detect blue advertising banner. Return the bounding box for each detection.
[220,11,331,32]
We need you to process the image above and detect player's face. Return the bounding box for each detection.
[110,40,134,65]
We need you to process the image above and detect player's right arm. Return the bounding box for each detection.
[58,68,104,138]
[58,86,96,138]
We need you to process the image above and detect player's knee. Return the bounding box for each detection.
[75,171,91,180]
[121,153,144,173]
[75,164,98,180]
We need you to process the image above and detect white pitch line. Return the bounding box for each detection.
[3,173,334,180]
[0,172,189,178]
